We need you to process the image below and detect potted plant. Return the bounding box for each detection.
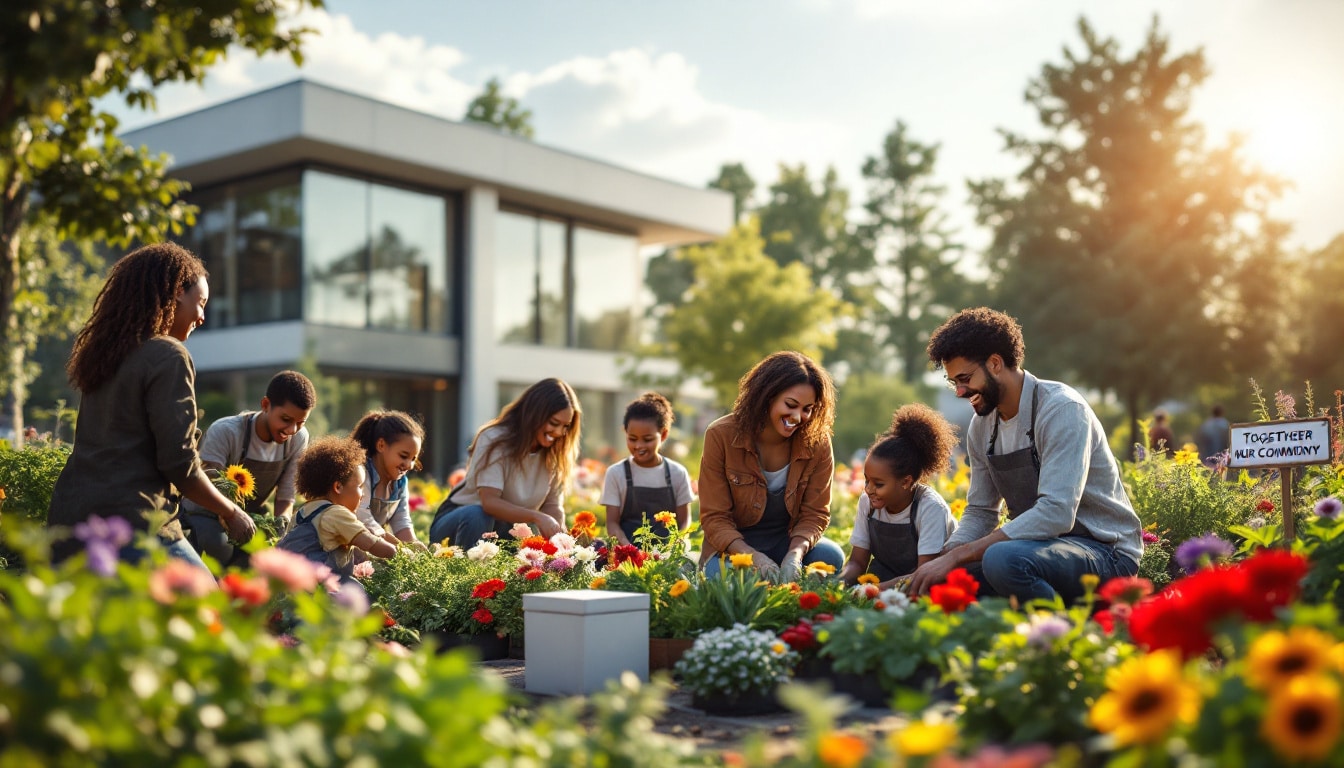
[675,623,798,715]
[594,517,701,669]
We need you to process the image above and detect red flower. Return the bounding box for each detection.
[1239,547,1310,620]
[472,578,508,599]
[798,591,821,610]
[929,568,979,613]
[813,613,834,623]
[1255,498,1275,513]
[609,544,647,569]
[945,568,980,594]
[382,610,397,628]
[1097,576,1154,606]
[521,535,548,550]
[472,607,494,624]
[780,622,817,651]
[524,567,544,581]
[220,573,271,607]
[1093,609,1115,634]
[1128,590,1212,659]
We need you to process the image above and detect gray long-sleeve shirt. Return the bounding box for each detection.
[947,373,1143,565]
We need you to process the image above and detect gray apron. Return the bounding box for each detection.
[184,413,291,567]
[865,493,921,581]
[619,458,678,541]
[277,502,352,578]
[735,459,792,564]
[988,385,1095,540]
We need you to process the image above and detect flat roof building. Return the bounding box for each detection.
[125,80,732,476]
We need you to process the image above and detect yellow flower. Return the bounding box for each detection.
[1261,675,1342,762]
[1088,649,1201,746]
[816,731,868,768]
[1330,642,1344,676]
[1246,628,1336,691]
[857,573,880,585]
[1174,448,1200,465]
[806,561,836,576]
[669,579,690,598]
[0,486,7,501]
[225,464,256,500]
[769,640,787,656]
[1080,573,1100,592]
[729,553,754,569]
[891,721,957,756]
[654,511,677,526]
[949,498,967,518]
[589,576,607,589]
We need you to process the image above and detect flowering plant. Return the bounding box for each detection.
[1231,494,1344,615]
[596,520,699,638]
[674,623,798,699]
[489,532,599,638]
[359,546,504,637]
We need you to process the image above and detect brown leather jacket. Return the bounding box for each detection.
[697,413,834,557]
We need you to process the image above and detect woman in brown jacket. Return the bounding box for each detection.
[699,351,845,581]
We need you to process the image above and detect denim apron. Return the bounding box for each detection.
[277,502,352,578]
[365,459,404,534]
[865,493,921,581]
[736,460,792,564]
[184,413,289,567]
[618,458,678,541]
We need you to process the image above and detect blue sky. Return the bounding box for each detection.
[133,0,1344,251]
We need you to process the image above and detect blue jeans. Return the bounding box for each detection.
[429,504,510,547]
[973,536,1138,604]
[703,537,846,580]
[118,536,213,574]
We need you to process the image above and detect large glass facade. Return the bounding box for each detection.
[494,211,638,351]
[303,172,369,328]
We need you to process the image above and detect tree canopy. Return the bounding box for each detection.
[463,78,535,139]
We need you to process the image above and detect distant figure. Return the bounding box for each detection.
[1147,410,1176,459]
[1196,405,1231,460]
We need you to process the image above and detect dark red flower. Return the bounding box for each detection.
[609,544,647,569]
[798,591,821,610]
[1256,499,1275,513]
[813,613,834,623]
[1097,576,1154,606]
[472,607,494,624]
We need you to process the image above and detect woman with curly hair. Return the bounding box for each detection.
[699,351,845,581]
[839,404,960,588]
[429,378,582,545]
[49,243,254,569]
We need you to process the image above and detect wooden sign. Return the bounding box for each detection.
[1228,417,1334,541]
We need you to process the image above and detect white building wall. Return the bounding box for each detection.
[460,186,500,455]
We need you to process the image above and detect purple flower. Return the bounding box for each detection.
[1174,533,1234,574]
[546,556,575,572]
[330,581,370,616]
[73,515,133,577]
[1314,496,1343,520]
[1018,614,1071,649]
[85,543,120,577]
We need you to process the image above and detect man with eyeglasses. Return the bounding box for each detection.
[908,307,1142,604]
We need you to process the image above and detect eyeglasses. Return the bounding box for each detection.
[944,363,985,391]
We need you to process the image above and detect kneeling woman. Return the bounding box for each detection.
[430,379,581,545]
[699,351,845,581]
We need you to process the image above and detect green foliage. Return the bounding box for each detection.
[463,77,535,139]
[660,220,842,408]
[0,444,69,523]
[362,550,501,636]
[598,522,700,638]
[832,371,935,461]
[1123,451,1256,547]
[1136,538,1174,589]
[709,162,756,223]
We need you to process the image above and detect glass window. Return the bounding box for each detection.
[494,210,568,346]
[572,225,638,350]
[369,185,449,332]
[304,171,369,328]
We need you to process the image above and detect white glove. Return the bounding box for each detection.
[779,550,804,583]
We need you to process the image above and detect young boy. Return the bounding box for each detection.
[277,435,398,578]
[182,371,316,567]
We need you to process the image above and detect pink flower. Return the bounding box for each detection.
[147,559,217,604]
[352,561,375,579]
[378,641,411,658]
[251,548,323,592]
[509,522,535,540]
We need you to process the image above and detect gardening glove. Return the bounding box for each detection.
[779,550,804,583]
[753,551,781,581]
[220,504,256,544]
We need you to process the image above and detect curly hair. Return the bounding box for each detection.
[731,351,835,449]
[265,371,317,410]
[623,391,675,431]
[925,307,1026,370]
[867,403,960,482]
[296,435,367,500]
[470,378,583,489]
[67,243,208,392]
[351,410,425,470]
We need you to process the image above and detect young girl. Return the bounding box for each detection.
[278,435,397,578]
[698,351,846,581]
[351,410,429,552]
[601,392,695,546]
[429,378,582,546]
[840,404,960,588]
[49,243,253,569]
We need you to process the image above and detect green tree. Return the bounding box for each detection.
[1290,234,1344,390]
[464,77,535,139]
[969,16,1284,451]
[860,120,971,383]
[832,372,934,462]
[1,0,323,445]
[661,220,842,407]
[709,162,756,222]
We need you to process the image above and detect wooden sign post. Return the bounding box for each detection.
[1227,418,1334,542]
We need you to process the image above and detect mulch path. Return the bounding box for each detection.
[480,660,911,757]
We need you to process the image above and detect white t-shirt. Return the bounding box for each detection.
[599,457,696,510]
[451,426,561,512]
[849,483,956,555]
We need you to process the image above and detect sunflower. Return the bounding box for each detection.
[1246,628,1335,691]
[1089,649,1201,746]
[890,721,956,757]
[225,464,256,500]
[856,573,880,585]
[1261,675,1342,762]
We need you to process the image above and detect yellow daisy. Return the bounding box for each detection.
[225,464,256,500]
[816,731,867,768]
[891,721,956,757]
[669,579,690,598]
[728,552,754,569]
[1261,675,1342,763]
[589,576,607,589]
[806,561,836,576]
[949,498,967,518]
[1088,649,1201,746]
[857,573,880,585]
[1246,628,1336,691]
[1173,448,1200,465]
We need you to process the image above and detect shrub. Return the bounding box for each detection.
[0,444,70,524]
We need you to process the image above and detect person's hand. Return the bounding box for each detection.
[407,539,430,553]
[276,513,294,536]
[220,505,256,543]
[752,550,781,581]
[779,549,805,583]
[535,515,563,539]
[908,554,959,596]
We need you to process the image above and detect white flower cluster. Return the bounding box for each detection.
[674,623,798,698]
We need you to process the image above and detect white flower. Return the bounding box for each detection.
[572,546,598,563]
[516,549,545,566]
[549,532,576,551]
[878,588,911,615]
[467,540,500,561]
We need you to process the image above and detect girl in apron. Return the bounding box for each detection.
[840,403,960,589]
[351,410,430,553]
[600,392,695,547]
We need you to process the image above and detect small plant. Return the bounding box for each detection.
[674,623,797,699]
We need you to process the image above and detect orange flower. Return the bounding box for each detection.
[574,511,598,528]
[817,732,868,768]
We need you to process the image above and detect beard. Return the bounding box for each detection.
[968,373,1003,417]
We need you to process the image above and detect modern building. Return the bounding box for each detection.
[124,80,732,477]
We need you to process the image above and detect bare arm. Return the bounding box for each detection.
[178,473,255,542]
[352,530,398,560]
[480,486,561,538]
[840,546,871,586]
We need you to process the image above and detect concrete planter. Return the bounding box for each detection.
[523,590,649,695]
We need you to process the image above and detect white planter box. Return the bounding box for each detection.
[523,590,650,695]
